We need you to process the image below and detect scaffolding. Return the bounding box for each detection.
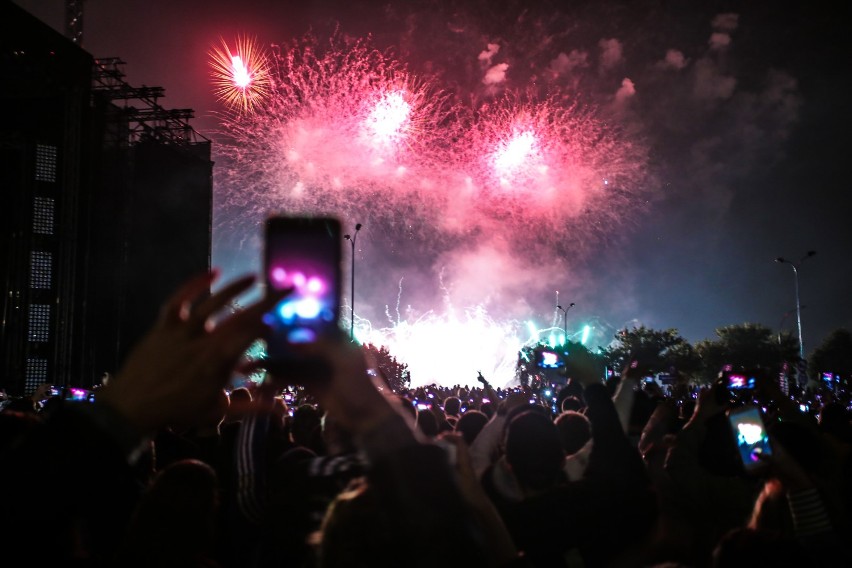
[92,57,209,147]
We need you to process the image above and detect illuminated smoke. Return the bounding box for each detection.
[212,32,650,386]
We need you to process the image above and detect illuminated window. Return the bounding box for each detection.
[33,197,54,235]
[35,144,57,182]
[30,251,52,289]
[28,304,50,342]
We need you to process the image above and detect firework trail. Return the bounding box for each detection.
[211,31,650,386]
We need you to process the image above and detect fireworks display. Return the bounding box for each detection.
[209,36,272,113]
[211,31,650,386]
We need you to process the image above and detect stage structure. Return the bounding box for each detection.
[1,2,211,396]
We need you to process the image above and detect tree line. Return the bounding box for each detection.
[520,324,852,386]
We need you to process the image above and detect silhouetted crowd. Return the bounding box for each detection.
[1,273,850,567]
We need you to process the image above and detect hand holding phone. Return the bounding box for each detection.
[562,346,602,386]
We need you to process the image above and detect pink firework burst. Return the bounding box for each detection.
[362,90,412,152]
[212,32,649,258]
[456,92,649,252]
[209,36,272,113]
[214,33,462,242]
[493,130,541,177]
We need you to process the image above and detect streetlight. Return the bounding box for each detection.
[343,223,362,340]
[556,302,575,341]
[775,250,815,360]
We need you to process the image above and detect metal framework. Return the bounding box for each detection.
[92,58,209,147]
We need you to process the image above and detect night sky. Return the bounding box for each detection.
[15,0,851,374]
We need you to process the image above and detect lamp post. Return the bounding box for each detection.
[775,250,815,360]
[778,305,805,346]
[343,223,362,340]
[556,302,575,341]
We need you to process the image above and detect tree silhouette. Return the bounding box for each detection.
[695,323,799,383]
[810,328,852,381]
[599,326,700,379]
[363,343,410,392]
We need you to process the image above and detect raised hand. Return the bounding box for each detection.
[99,271,288,434]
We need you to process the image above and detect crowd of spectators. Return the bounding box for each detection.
[1,272,850,567]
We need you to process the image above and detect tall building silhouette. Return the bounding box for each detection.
[1,2,212,395]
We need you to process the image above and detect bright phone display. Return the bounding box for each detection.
[727,406,772,472]
[263,216,342,367]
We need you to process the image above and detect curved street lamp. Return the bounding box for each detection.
[775,250,815,360]
[343,223,362,340]
[556,302,575,340]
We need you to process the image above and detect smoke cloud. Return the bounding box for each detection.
[615,77,636,104]
[483,62,509,85]
[598,38,623,71]
[659,49,688,71]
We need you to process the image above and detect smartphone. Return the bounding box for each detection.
[63,388,94,402]
[727,406,772,472]
[263,216,342,375]
[536,349,565,369]
[629,347,658,374]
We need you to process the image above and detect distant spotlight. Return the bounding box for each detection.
[356,223,363,231]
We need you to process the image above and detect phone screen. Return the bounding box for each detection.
[263,216,342,367]
[726,374,755,390]
[727,406,772,471]
[63,388,93,402]
[537,350,564,369]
